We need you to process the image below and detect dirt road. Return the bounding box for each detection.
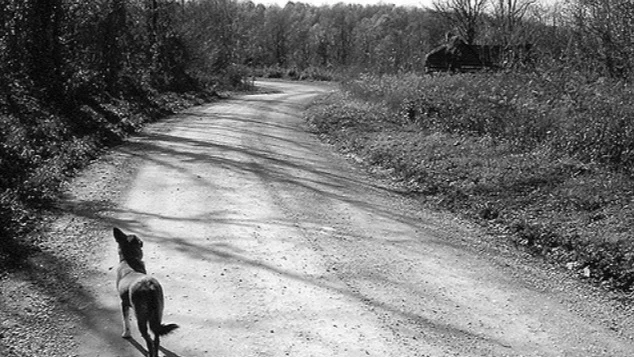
[68,80,634,357]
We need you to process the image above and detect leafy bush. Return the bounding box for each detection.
[0,190,32,240]
[218,64,253,90]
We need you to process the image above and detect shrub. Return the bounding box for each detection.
[220,64,253,90]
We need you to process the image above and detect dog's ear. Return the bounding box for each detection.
[113,227,127,244]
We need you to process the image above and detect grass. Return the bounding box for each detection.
[306,72,634,292]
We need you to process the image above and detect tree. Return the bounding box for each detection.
[265,5,289,66]
[569,0,634,79]
[433,0,488,44]
[328,4,357,66]
[101,0,127,92]
[25,0,66,97]
[490,0,536,45]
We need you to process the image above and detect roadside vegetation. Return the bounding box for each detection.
[306,71,634,292]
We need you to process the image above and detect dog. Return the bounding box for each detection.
[114,227,179,357]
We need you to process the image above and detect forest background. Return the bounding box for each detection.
[2,0,634,292]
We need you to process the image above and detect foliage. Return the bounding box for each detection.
[196,0,634,83]
[0,0,221,261]
[564,0,634,80]
[432,0,489,44]
[307,71,634,292]
[217,2,442,74]
[253,65,340,81]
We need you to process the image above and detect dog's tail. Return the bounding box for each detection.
[133,278,180,337]
[146,293,179,336]
[156,323,179,336]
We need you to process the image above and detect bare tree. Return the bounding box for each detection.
[433,0,488,44]
[569,0,634,79]
[491,0,536,45]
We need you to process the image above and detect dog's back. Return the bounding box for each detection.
[117,264,163,324]
[114,228,178,357]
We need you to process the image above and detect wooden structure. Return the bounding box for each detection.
[424,36,532,73]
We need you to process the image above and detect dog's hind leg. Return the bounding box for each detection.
[152,333,160,357]
[149,304,163,356]
[137,314,156,357]
[120,298,132,338]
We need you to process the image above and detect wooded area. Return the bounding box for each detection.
[2,0,634,109]
[176,0,634,79]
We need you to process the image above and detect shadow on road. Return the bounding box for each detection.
[116,112,441,235]
[126,337,182,357]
